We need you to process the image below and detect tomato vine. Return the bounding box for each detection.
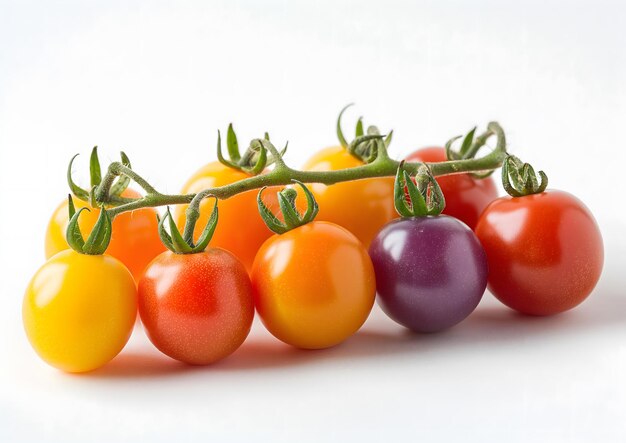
[80,121,508,223]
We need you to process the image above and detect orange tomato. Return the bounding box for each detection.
[45,189,165,280]
[174,162,277,272]
[251,221,376,349]
[301,146,396,248]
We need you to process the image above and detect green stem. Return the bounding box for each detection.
[105,122,507,218]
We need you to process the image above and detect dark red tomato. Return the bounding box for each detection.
[406,147,498,229]
[138,249,254,365]
[475,190,603,316]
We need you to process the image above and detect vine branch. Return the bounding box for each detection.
[95,122,507,219]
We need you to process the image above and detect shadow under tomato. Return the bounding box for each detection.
[85,351,191,378]
[83,284,625,378]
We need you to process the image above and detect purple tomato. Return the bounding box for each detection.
[369,216,488,332]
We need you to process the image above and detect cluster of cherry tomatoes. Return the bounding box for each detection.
[22,116,604,374]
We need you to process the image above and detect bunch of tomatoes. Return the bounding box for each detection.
[22,111,604,373]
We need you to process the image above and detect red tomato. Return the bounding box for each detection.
[138,249,254,364]
[406,147,498,229]
[475,190,603,315]
[251,221,376,349]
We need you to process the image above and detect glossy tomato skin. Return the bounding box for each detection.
[251,221,376,349]
[302,146,396,248]
[369,216,488,332]
[175,162,277,273]
[45,189,165,280]
[138,249,254,365]
[475,190,603,316]
[406,147,498,229]
[23,250,137,373]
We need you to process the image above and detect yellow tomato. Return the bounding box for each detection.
[175,162,278,272]
[23,250,137,373]
[45,189,165,280]
[301,146,396,248]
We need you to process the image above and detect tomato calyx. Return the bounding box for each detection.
[394,162,445,217]
[257,181,319,234]
[444,125,500,179]
[67,147,134,205]
[217,124,287,175]
[501,155,548,197]
[158,194,219,254]
[65,194,113,255]
[336,104,392,164]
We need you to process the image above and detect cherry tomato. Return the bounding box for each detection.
[174,162,277,272]
[23,250,137,373]
[370,216,488,332]
[406,147,498,229]
[138,249,254,365]
[251,221,376,349]
[45,189,165,280]
[475,190,603,315]
[301,146,396,248]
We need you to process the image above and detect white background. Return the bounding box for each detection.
[1,1,625,441]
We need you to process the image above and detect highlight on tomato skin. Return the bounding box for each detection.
[475,190,604,316]
[405,147,498,230]
[45,188,165,281]
[23,250,137,373]
[137,248,255,365]
[300,146,397,248]
[174,161,279,273]
[251,221,376,350]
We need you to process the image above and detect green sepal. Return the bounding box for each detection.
[191,198,219,253]
[217,126,277,176]
[156,212,174,251]
[444,135,463,161]
[82,206,112,254]
[67,194,76,219]
[66,206,88,252]
[89,146,102,188]
[158,208,193,253]
[459,127,476,157]
[502,155,548,197]
[67,154,90,202]
[158,200,220,254]
[296,180,319,222]
[278,188,302,228]
[403,170,428,215]
[65,196,113,255]
[445,126,500,179]
[384,130,393,149]
[257,187,289,234]
[393,162,446,217]
[347,133,385,163]
[336,103,354,149]
[227,123,241,162]
[109,151,132,197]
[355,117,364,138]
[257,181,319,235]
[336,104,391,163]
[217,129,240,171]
